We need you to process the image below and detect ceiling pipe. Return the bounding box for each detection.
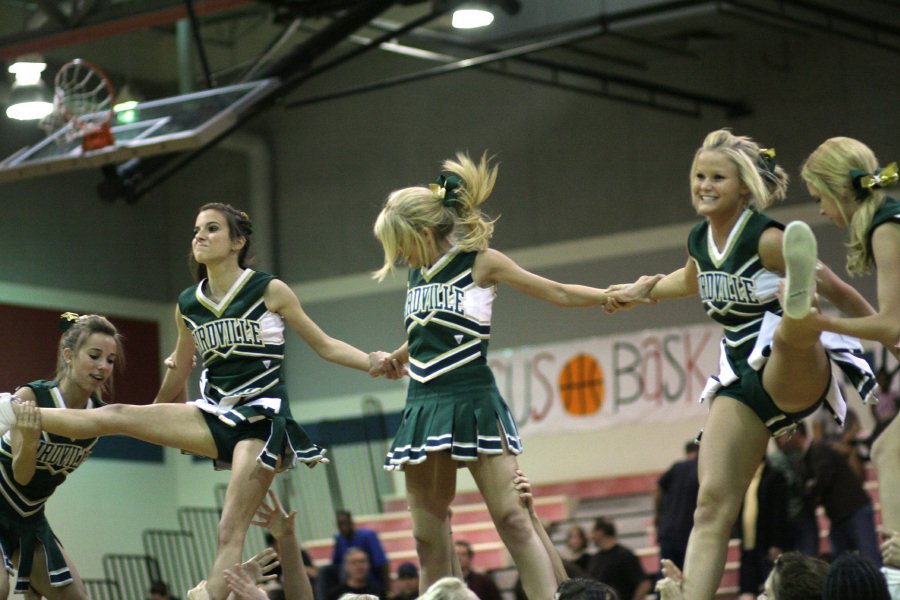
[0,0,253,61]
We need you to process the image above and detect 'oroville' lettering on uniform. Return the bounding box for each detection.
[34,441,91,472]
[193,318,263,354]
[405,283,466,318]
[698,272,758,304]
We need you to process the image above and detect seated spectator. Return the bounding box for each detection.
[418,577,478,600]
[389,563,419,600]
[454,541,500,600]
[326,548,384,600]
[655,440,699,571]
[760,552,829,600]
[149,580,181,600]
[587,517,650,600]
[332,511,389,593]
[656,552,830,600]
[561,525,592,573]
[555,577,618,600]
[823,552,889,600]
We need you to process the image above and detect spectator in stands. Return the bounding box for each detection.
[326,548,384,600]
[560,525,592,573]
[586,517,650,600]
[454,541,501,600]
[783,421,881,566]
[417,576,479,600]
[149,580,181,600]
[770,431,820,556]
[389,563,419,600]
[658,552,829,600]
[813,406,866,481]
[655,440,699,571]
[822,552,889,600]
[332,510,389,594]
[735,458,790,599]
[555,577,618,600]
[755,552,830,600]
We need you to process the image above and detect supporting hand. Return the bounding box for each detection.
[241,547,280,585]
[223,563,269,600]
[512,468,533,511]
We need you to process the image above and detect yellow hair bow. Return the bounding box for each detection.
[860,162,899,190]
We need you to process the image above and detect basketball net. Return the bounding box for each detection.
[39,59,116,153]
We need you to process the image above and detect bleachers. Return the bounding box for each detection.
[101,461,879,599]
[309,464,882,600]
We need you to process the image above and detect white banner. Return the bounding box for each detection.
[489,322,723,436]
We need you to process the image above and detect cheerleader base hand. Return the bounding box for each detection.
[223,564,269,600]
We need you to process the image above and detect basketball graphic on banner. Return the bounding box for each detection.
[558,354,605,415]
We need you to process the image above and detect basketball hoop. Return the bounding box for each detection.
[40,59,116,152]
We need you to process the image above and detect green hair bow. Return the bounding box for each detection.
[429,174,462,209]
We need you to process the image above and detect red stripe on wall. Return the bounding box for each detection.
[0,304,160,405]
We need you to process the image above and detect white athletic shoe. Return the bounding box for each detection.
[782,221,818,319]
[0,393,16,437]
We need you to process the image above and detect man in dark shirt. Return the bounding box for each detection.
[588,517,650,600]
[782,421,881,566]
[455,540,501,600]
[389,562,419,600]
[655,440,699,570]
[326,547,384,600]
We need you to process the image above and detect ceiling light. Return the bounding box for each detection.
[452,7,494,29]
[6,60,52,121]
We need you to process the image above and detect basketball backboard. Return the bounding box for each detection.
[0,78,278,183]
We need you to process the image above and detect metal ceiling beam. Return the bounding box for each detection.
[723,0,900,54]
[284,22,750,117]
[0,0,254,61]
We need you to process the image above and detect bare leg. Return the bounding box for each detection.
[28,544,87,600]
[682,398,769,600]
[763,316,831,414]
[768,221,832,414]
[205,439,275,600]
[404,453,458,593]
[32,404,218,457]
[873,416,900,543]
[468,452,557,600]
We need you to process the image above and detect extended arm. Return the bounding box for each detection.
[815,224,900,347]
[154,306,197,403]
[264,279,387,374]
[649,259,700,301]
[473,248,661,307]
[10,388,40,485]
